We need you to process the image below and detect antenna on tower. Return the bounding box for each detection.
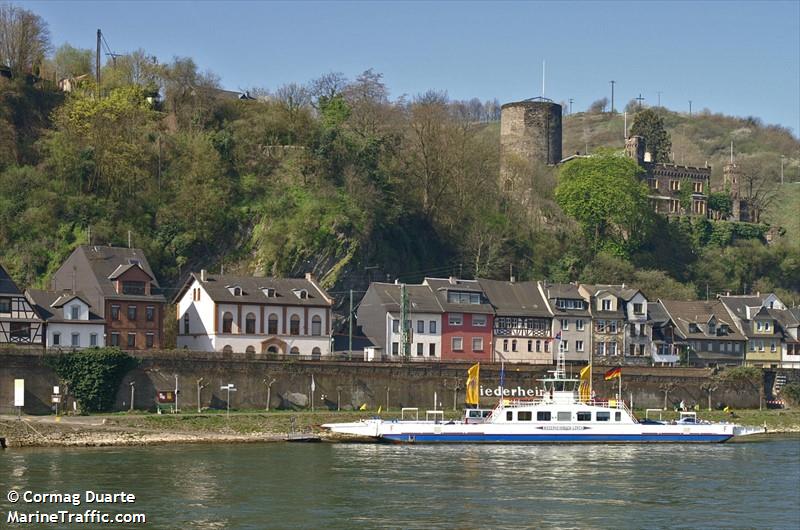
[542,60,546,97]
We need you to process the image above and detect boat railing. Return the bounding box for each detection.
[500,397,633,414]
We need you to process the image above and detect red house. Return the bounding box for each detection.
[423,277,494,361]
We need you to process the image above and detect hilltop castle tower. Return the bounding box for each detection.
[500,98,562,194]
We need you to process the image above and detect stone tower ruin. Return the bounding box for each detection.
[500,97,562,193]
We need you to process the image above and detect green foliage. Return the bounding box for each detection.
[708,191,732,218]
[556,155,652,256]
[781,383,800,406]
[46,348,139,412]
[677,178,693,213]
[629,109,672,163]
[721,366,761,383]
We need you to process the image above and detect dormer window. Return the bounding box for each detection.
[70,305,79,320]
[262,288,276,298]
[708,322,716,334]
[122,281,146,295]
[601,299,612,311]
[689,323,701,333]
[227,285,243,296]
[294,289,308,300]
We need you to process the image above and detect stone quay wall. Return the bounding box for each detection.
[0,349,767,415]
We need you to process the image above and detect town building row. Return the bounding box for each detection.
[2,246,798,368]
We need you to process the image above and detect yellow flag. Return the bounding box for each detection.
[466,363,480,405]
[579,365,591,402]
[359,403,367,411]
[377,406,382,413]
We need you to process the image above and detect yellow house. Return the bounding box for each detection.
[745,307,782,367]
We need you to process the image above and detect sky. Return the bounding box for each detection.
[21,0,800,135]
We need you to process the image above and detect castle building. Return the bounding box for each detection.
[625,136,710,218]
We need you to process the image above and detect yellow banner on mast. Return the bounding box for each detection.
[465,363,480,405]
[579,365,591,402]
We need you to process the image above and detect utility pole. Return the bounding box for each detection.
[400,283,410,357]
[129,382,135,412]
[636,93,645,110]
[609,80,615,113]
[657,91,662,107]
[688,100,692,117]
[568,98,573,115]
[96,29,101,96]
[348,289,353,357]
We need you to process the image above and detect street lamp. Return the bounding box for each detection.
[129,382,135,412]
[174,374,179,414]
[221,384,237,418]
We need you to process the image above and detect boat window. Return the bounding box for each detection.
[506,411,513,421]
[468,410,482,418]
[596,411,611,422]
[577,412,592,422]
[518,411,532,421]
[557,412,571,421]
[481,410,492,418]
[537,411,551,421]
[615,412,622,421]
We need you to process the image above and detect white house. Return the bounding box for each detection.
[26,290,106,349]
[1,264,43,346]
[174,271,334,356]
[539,282,592,362]
[356,282,443,361]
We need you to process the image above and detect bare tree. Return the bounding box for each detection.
[588,97,608,114]
[737,154,780,223]
[275,82,311,114]
[308,71,347,107]
[0,3,50,76]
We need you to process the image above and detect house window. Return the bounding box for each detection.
[693,181,703,193]
[608,321,618,333]
[503,339,508,352]
[70,305,79,320]
[71,333,79,347]
[312,315,322,336]
[110,332,120,347]
[122,281,145,295]
[111,305,120,321]
[222,312,233,333]
[536,340,542,352]
[608,342,617,355]
[596,320,605,332]
[528,340,533,352]
[633,303,643,315]
[452,337,463,351]
[670,180,680,191]
[127,333,136,348]
[544,341,549,353]
[290,346,300,354]
[417,343,424,356]
[268,314,278,334]
[245,313,256,334]
[770,342,777,353]
[429,344,436,357]
[472,314,487,327]
[392,319,399,333]
[449,313,463,326]
[596,342,605,356]
[430,321,437,334]
[127,305,137,321]
[53,332,61,346]
[290,315,300,335]
[146,333,154,348]
[601,299,612,311]
[559,340,569,353]
[670,199,680,213]
[0,297,10,313]
[146,306,155,322]
[576,319,584,331]
[392,342,399,355]
[263,288,275,298]
[295,289,308,300]
[90,333,97,346]
[576,340,584,352]
[511,339,517,352]
[561,319,569,330]
[416,320,424,333]
[183,314,190,334]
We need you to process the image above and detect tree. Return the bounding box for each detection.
[0,3,50,76]
[50,43,92,80]
[588,98,608,114]
[555,155,652,256]
[629,108,672,163]
[708,191,732,220]
[736,154,779,223]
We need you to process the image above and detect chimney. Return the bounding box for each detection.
[449,276,457,285]
[200,269,207,282]
[394,279,399,285]
[644,152,652,163]
[305,272,314,282]
[510,275,516,283]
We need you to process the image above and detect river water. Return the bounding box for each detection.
[1,436,799,529]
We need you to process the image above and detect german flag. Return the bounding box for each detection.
[604,367,622,381]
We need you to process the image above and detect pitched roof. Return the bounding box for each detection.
[540,282,591,316]
[0,264,22,296]
[181,272,332,307]
[26,289,104,323]
[423,277,494,314]
[366,283,442,313]
[477,279,551,317]
[581,283,642,302]
[659,300,745,341]
[718,295,764,320]
[77,245,165,302]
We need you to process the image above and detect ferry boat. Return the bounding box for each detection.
[322,358,764,444]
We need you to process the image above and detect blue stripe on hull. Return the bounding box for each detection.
[381,433,733,444]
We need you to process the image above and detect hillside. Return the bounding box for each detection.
[0,70,798,311]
